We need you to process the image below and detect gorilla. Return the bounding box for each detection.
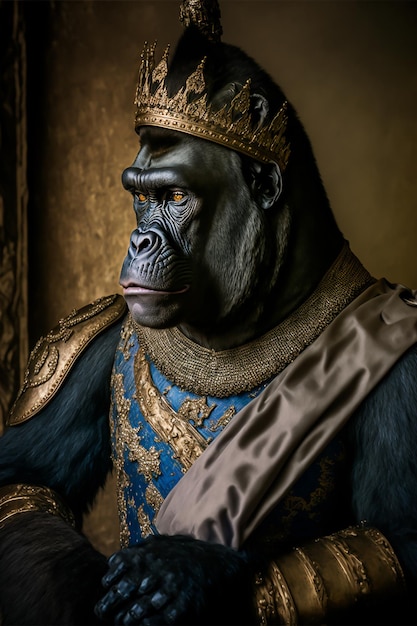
[1,2,417,625]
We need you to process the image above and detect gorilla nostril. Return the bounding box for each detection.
[131,231,160,258]
[137,237,151,253]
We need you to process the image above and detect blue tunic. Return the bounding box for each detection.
[110,316,349,552]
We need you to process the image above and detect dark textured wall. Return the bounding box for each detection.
[0,1,28,430]
[13,0,417,554]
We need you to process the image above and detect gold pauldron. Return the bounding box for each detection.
[255,525,406,625]
[0,484,76,529]
[8,294,127,426]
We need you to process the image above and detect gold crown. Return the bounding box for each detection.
[134,42,291,171]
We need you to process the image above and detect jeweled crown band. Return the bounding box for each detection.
[134,42,291,170]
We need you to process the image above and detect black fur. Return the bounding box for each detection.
[0,320,122,625]
[348,343,417,623]
[0,320,122,519]
[0,512,109,625]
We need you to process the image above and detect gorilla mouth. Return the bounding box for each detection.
[122,284,190,296]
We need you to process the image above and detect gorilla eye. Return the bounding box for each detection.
[169,190,186,203]
[135,191,148,203]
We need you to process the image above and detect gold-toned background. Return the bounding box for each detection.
[30,0,417,336]
[2,0,417,555]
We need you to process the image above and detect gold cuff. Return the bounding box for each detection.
[255,525,406,625]
[0,484,76,529]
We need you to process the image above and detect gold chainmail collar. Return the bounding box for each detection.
[133,243,374,397]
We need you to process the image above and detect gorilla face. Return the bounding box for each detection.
[120,127,283,345]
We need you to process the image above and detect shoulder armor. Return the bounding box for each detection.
[7,294,127,426]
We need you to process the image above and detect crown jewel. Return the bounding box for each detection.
[134,42,291,171]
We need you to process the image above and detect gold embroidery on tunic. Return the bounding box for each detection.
[134,443,161,483]
[255,453,344,546]
[133,346,209,471]
[136,503,153,539]
[209,406,235,431]
[119,315,136,361]
[111,368,163,546]
[177,397,215,427]
[112,322,225,546]
[282,455,340,519]
[145,483,164,517]
[110,372,131,548]
[112,317,250,545]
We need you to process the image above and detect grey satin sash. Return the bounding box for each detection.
[155,279,417,549]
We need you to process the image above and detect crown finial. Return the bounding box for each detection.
[179,0,223,42]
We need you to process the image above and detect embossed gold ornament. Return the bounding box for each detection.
[133,345,208,470]
[255,525,406,625]
[8,295,127,425]
[0,484,75,529]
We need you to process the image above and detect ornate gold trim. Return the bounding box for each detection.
[255,525,406,625]
[255,561,297,626]
[133,343,208,470]
[338,526,406,589]
[319,533,371,598]
[0,484,75,529]
[292,547,327,622]
[110,371,135,548]
[8,294,127,425]
[134,244,374,397]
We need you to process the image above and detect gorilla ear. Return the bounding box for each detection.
[250,92,269,131]
[248,160,283,210]
[211,82,243,109]
[212,87,283,209]
[248,93,283,209]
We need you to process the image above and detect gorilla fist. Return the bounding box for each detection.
[95,534,258,625]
